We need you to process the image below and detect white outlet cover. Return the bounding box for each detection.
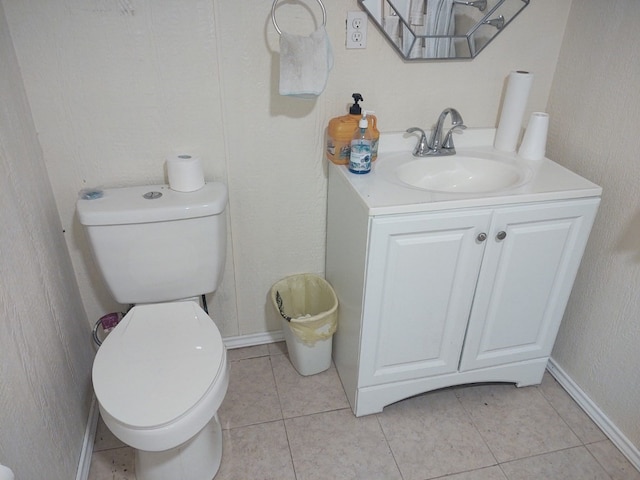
[346,11,368,49]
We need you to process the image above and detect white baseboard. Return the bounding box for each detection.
[76,396,99,480]
[547,358,640,471]
[223,330,284,349]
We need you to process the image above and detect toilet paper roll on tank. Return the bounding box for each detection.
[166,154,205,192]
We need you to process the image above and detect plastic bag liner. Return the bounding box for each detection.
[270,274,338,346]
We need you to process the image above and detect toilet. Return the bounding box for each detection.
[77,182,230,480]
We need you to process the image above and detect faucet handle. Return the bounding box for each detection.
[406,127,429,157]
[442,124,467,150]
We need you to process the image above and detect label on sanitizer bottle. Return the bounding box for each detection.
[349,139,372,174]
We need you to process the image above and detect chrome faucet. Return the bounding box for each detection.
[407,108,467,157]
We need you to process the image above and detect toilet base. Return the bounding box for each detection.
[135,414,223,480]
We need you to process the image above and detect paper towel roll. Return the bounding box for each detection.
[494,70,534,152]
[518,112,549,161]
[0,465,15,480]
[166,154,205,192]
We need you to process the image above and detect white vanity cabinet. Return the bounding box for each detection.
[326,161,600,417]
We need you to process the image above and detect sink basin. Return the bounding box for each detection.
[394,155,528,194]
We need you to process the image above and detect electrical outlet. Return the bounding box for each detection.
[346,11,367,49]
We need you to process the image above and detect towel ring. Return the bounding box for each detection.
[271,0,327,36]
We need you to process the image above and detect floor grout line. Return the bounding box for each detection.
[452,386,502,470]
[374,413,405,479]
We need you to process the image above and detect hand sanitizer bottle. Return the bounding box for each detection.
[349,111,374,174]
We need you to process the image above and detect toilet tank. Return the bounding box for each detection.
[77,183,228,305]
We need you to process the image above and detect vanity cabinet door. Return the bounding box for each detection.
[359,210,492,387]
[459,199,599,372]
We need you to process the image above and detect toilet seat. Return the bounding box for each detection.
[93,301,228,451]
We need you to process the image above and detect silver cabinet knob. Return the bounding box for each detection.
[477,233,487,242]
[496,231,507,241]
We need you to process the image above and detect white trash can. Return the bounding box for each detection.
[270,274,338,376]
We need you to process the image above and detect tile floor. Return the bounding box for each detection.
[88,342,640,480]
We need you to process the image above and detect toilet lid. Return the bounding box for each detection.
[93,302,224,428]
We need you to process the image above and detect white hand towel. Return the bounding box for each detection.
[279,26,333,98]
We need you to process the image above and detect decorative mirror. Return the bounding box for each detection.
[359,0,529,60]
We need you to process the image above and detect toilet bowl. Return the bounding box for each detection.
[93,301,229,480]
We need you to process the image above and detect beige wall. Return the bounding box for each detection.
[0,2,95,478]
[2,0,639,472]
[3,0,572,337]
[547,0,640,451]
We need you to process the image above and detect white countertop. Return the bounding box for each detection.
[331,128,602,216]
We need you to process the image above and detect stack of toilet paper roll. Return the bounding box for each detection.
[494,70,549,161]
[166,154,205,192]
